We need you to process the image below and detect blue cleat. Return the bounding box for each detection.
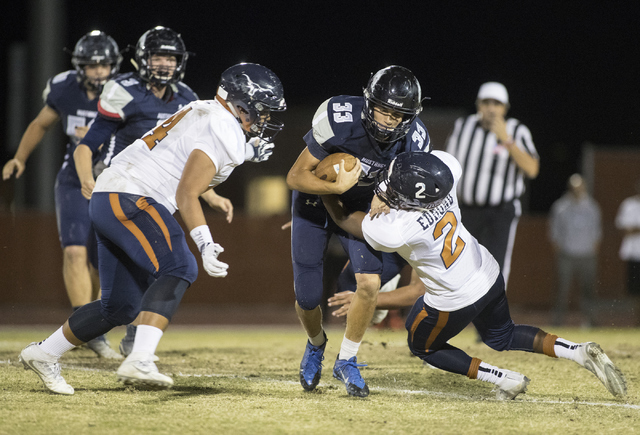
[299,334,327,391]
[333,355,369,397]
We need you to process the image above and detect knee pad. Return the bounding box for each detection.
[163,252,198,285]
[68,300,119,343]
[140,275,190,321]
[508,325,541,352]
[482,320,516,351]
[293,262,324,310]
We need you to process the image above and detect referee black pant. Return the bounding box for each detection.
[460,200,520,288]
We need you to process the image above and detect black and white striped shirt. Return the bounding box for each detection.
[445,114,538,207]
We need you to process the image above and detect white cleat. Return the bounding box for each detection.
[116,352,173,389]
[86,335,124,360]
[493,369,530,400]
[19,342,74,395]
[579,342,627,397]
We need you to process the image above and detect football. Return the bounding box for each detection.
[314,153,358,182]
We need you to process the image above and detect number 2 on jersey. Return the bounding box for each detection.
[433,211,465,268]
[142,107,192,150]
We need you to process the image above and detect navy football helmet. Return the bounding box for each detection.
[71,30,122,93]
[363,66,422,144]
[134,26,188,85]
[374,151,453,211]
[218,63,286,141]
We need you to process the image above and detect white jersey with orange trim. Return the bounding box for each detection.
[362,150,500,311]
[94,99,245,214]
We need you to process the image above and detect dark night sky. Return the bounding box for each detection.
[2,1,639,212]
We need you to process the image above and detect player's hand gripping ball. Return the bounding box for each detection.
[314,153,359,182]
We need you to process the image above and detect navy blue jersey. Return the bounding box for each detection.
[43,70,99,181]
[82,72,198,165]
[303,95,431,210]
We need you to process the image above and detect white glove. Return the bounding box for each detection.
[190,225,229,278]
[201,242,229,278]
[245,137,275,162]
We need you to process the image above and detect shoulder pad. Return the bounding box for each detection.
[51,70,73,85]
[98,80,134,119]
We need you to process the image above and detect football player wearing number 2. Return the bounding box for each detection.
[19,63,286,395]
[322,150,627,400]
[287,66,431,397]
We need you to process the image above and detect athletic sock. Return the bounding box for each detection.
[129,324,164,356]
[338,335,361,360]
[309,330,326,347]
[476,361,508,385]
[553,338,584,364]
[38,327,76,358]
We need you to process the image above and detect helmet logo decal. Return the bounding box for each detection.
[387,99,403,107]
[242,73,273,97]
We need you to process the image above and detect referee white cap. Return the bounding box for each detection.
[477,82,509,105]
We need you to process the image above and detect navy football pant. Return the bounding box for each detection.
[406,273,540,376]
[291,190,383,310]
[337,252,408,292]
[54,174,98,267]
[68,192,198,340]
[460,201,520,287]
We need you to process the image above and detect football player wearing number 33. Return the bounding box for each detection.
[321,150,627,400]
[286,65,431,397]
[18,63,286,395]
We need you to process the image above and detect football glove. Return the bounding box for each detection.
[201,242,229,278]
[245,137,275,162]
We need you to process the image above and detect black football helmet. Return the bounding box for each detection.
[134,26,188,85]
[218,63,286,141]
[374,151,453,212]
[363,65,423,144]
[71,30,122,93]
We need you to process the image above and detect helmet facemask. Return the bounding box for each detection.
[141,51,186,86]
[363,97,418,144]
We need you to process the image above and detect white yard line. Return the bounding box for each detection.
[4,359,635,410]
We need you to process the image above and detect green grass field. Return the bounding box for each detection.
[1,325,638,434]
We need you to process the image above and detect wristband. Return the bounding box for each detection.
[190,225,213,253]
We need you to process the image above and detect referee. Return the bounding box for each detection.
[446,82,539,286]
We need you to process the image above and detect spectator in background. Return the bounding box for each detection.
[549,174,601,327]
[615,178,640,324]
[446,82,539,288]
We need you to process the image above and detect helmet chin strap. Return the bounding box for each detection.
[217,86,241,120]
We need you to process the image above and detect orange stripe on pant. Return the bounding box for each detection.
[409,308,450,353]
[109,193,160,272]
[135,197,172,251]
[424,311,449,351]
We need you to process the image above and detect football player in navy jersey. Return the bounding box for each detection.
[73,26,231,356]
[18,63,286,395]
[3,30,123,359]
[286,65,431,397]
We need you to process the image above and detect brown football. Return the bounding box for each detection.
[314,153,358,182]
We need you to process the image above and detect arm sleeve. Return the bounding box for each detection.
[79,116,120,152]
[362,213,403,253]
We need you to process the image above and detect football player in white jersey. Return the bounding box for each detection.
[18,63,286,395]
[322,150,627,400]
